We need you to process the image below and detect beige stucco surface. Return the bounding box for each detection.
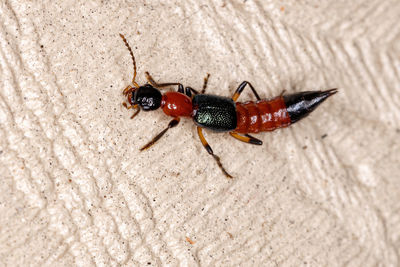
[1,0,399,266]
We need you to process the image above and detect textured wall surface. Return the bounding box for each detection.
[1,0,399,266]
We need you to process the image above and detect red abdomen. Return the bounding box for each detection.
[235,97,291,133]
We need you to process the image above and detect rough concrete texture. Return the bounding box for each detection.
[1,0,399,266]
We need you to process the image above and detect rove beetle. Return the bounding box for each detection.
[119,34,337,178]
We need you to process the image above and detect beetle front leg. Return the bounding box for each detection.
[145,71,184,92]
[122,103,140,119]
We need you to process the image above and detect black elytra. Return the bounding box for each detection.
[192,94,237,132]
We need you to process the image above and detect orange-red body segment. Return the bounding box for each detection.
[161,92,193,117]
[235,96,291,133]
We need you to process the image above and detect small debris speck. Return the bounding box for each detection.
[186,236,195,245]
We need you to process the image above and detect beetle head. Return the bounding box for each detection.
[131,84,162,111]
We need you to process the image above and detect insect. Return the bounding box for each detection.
[119,34,337,178]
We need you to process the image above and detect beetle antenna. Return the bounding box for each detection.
[119,33,138,87]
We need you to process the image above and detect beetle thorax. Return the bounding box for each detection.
[161,92,193,117]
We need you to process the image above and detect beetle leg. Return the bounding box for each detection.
[122,103,140,119]
[130,108,140,119]
[123,85,132,96]
[122,84,138,118]
[177,84,185,94]
[229,132,263,145]
[197,127,233,178]
[145,71,183,90]
[183,73,210,97]
[232,81,261,102]
[123,84,139,97]
[185,87,192,97]
[201,73,210,94]
[140,117,180,151]
[185,87,200,98]
[185,73,210,97]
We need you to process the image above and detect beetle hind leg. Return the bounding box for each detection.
[229,132,263,145]
[197,127,233,178]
